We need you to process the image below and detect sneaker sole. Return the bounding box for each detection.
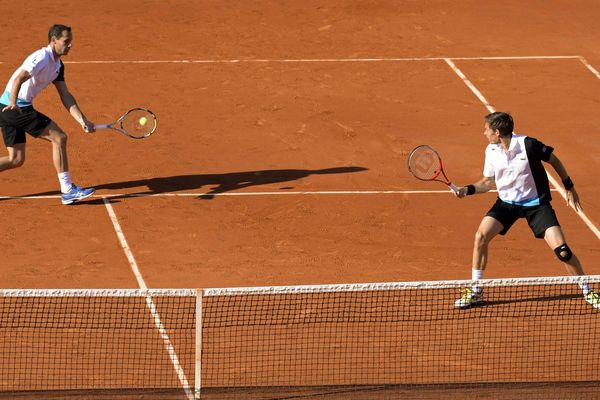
[586,301,600,310]
[454,299,484,309]
[61,190,95,205]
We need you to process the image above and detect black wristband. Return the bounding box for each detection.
[466,185,476,196]
[562,177,574,190]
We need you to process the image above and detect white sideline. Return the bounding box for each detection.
[102,199,195,400]
[578,56,600,80]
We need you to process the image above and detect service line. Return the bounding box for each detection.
[55,55,581,65]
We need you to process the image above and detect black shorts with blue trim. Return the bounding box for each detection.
[0,103,52,146]
[486,198,560,239]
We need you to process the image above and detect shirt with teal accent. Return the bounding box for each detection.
[1,45,64,107]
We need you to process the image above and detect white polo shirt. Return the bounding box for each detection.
[483,133,554,206]
[0,45,65,107]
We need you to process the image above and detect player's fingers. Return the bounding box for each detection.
[83,122,95,133]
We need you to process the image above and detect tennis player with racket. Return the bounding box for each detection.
[450,112,599,309]
[0,24,95,205]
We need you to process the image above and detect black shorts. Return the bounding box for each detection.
[486,198,560,239]
[0,103,52,146]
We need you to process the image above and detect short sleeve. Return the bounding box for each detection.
[483,146,495,177]
[525,137,554,162]
[21,50,46,76]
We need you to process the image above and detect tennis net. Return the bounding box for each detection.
[1,276,600,398]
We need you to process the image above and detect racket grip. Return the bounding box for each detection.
[448,183,459,194]
[94,124,111,129]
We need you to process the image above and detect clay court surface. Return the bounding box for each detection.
[1,1,600,399]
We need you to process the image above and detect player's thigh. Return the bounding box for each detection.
[543,226,566,249]
[484,199,518,237]
[526,204,560,239]
[475,216,504,243]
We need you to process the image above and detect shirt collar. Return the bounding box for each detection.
[505,133,521,154]
[45,45,58,63]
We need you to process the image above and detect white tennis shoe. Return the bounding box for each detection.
[454,288,484,308]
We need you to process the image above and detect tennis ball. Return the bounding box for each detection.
[139,117,148,126]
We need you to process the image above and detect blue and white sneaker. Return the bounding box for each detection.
[61,184,95,205]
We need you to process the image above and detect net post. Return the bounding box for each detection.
[194,288,202,399]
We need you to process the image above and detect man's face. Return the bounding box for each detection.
[483,122,500,144]
[51,30,72,56]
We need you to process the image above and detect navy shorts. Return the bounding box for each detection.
[0,103,52,146]
[486,198,560,239]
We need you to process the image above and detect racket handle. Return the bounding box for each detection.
[95,124,111,129]
[448,183,459,194]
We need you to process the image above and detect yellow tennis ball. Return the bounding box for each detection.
[139,116,148,126]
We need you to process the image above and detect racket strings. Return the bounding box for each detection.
[120,109,156,138]
[408,148,442,180]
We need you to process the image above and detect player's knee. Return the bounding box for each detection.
[56,131,67,145]
[46,127,67,145]
[554,243,573,262]
[474,230,490,249]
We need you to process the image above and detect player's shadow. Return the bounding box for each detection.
[12,166,368,201]
[104,166,368,199]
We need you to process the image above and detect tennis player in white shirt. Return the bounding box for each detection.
[454,111,599,309]
[0,24,95,205]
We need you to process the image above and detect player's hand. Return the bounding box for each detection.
[566,187,582,212]
[82,120,96,133]
[454,186,469,199]
[1,103,21,113]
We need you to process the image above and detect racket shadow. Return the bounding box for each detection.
[12,166,368,202]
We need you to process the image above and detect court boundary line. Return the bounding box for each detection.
[4,56,599,80]
[0,55,586,64]
[58,55,600,81]
[102,198,195,400]
[0,188,517,201]
[55,55,581,64]
[578,56,600,79]
[445,59,600,240]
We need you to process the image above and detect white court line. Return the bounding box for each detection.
[1,188,569,200]
[0,189,509,201]
[578,56,600,80]
[444,58,495,113]
[445,58,600,241]
[102,198,195,400]
[55,55,581,64]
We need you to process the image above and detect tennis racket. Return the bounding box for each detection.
[407,145,459,193]
[94,108,157,139]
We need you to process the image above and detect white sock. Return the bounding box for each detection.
[579,282,591,295]
[472,269,484,293]
[58,172,73,193]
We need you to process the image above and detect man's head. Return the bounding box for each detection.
[484,112,514,137]
[48,24,72,57]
